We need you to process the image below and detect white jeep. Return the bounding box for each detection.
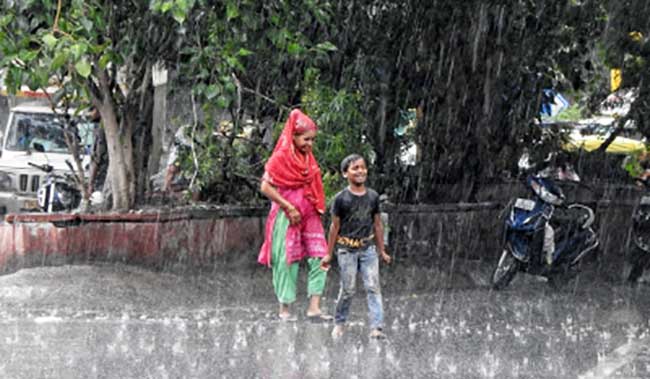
[0,103,95,214]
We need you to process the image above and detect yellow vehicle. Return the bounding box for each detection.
[564,134,646,155]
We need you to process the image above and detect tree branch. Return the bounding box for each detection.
[188,93,200,191]
[231,73,290,111]
[52,0,73,38]
[54,0,62,29]
[596,114,631,153]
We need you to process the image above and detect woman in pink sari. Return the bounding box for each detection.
[258,109,331,321]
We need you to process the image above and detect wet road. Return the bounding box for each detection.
[0,264,649,378]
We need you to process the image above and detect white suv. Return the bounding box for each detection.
[0,103,95,214]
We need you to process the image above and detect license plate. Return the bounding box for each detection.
[514,198,535,211]
[22,199,39,210]
[641,196,650,205]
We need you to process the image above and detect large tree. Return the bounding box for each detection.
[0,0,186,209]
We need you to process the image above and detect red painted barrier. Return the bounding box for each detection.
[0,209,267,272]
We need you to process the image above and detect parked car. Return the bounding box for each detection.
[0,103,95,214]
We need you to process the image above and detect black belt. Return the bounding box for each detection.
[336,235,374,248]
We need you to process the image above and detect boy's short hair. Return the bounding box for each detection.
[340,154,364,174]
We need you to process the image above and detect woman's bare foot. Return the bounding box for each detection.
[278,303,292,320]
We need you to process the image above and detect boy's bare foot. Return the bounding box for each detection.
[331,324,345,339]
[369,328,386,339]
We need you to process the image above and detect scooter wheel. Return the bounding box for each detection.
[492,249,519,290]
[625,246,649,284]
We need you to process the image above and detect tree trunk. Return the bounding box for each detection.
[132,96,154,203]
[146,81,167,193]
[99,99,135,210]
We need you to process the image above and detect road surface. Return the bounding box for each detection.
[0,264,648,378]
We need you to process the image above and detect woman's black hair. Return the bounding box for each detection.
[340,154,364,174]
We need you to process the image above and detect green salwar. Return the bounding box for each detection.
[271,211,327,304]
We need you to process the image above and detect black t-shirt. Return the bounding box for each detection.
[331,187,380,240]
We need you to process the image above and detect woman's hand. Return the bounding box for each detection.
[260,180,302,224]
[285,204,302,225]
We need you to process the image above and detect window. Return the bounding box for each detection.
[6,112,96,154]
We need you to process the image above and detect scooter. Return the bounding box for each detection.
[491,174,599,290]
[29,161,82,213]
[28,141,82,213]
[625,182,650,284]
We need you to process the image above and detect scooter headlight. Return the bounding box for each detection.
[57,190,72,206]
[0,171,13,191]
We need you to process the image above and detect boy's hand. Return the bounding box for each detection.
[320,254,333,271]
[380,250,392,264]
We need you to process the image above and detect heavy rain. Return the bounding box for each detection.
[0,1,649,378]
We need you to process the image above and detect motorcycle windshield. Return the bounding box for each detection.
[528,176,564,206]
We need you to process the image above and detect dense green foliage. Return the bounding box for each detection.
[301,68,374,199]
[1,0,649,207]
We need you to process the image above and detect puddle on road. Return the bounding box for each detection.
[0,265,649,378]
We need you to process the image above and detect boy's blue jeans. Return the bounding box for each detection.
[334,244,384,330]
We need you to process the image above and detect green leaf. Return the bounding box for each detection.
[314,41,338,52]
[224,81,236,93]
[205,84,220,100]
[70,43,88,60]
[195,83,207,94]
[161,1,174,12]
[172,7,186,23]
[216,95,230,108]
[33,68,49,88]
[176,0,189,11]
[75,59,92,78]
[98,53,111,69]
[225,55,241,69]
[51,51,68,70]
[5,67,23,94]
[80,18,93,32]
[237,48,253,56]
[287,42,302,55]
[19,50,38,62]
[226,3,239,20]
[0,14,14,27]
[42,33,57,49]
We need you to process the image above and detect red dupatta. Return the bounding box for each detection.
[264,109,326,214]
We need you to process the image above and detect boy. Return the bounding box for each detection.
[321,154,392,339]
